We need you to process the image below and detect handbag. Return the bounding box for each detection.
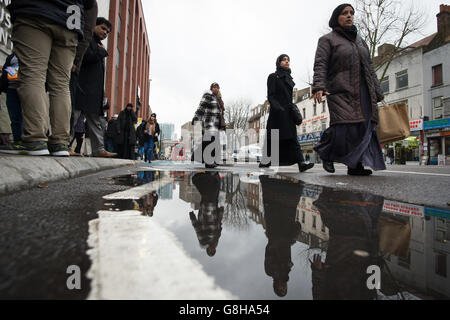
[376,102,410,144]
[289,103,303,126]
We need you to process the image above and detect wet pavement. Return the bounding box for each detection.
[101,170,450,300]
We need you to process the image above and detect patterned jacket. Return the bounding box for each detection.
[192,91,221,133]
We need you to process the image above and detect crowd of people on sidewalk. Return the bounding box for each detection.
[0,1,388,177]
[0,0,160,161]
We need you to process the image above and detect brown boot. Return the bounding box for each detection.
[94,151,118,158]
[69,150,81,157]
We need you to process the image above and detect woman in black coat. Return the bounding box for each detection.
[312,4,386,176]
[117,103,137,159]
[261,54,314,173]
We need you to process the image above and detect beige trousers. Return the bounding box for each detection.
[13,16,78,144]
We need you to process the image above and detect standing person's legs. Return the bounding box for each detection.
[6,88,23,142]
[85,113,106,156]
[148,138,154,162]
[74,132,84,154]
[13,17,52,147]
[143,141,149,161]
[46,25,77,149]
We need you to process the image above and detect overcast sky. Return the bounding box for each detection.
[142,0,444,136]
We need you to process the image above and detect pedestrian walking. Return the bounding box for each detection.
[136,120,147,160]
[148,113,160,160]
[0,53,22,143]
[105,114,119,153]
[192,82,223,168]
[312,4,386,176]
[73,17,116,158]
[117,103,137,160]
[0,0,96,156]
[260,54,314,173]
[144,115,159,163]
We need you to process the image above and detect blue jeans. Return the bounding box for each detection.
[6,88,23,142]
[144,138,154,162]
[105,138,116,153]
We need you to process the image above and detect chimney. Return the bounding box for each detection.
[437,4,450,41]
[378,43,395,57]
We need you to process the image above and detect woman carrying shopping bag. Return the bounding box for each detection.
[311,4,386,176]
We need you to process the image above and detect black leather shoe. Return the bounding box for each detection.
[205,163,218,169]
[347,165,372,176]
[322,161,335,173]
[299,162,314,172]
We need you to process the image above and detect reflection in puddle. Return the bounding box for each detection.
[106,170,450,300]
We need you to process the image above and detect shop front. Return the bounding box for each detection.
[423,118,450,165]
[298,131,323,164]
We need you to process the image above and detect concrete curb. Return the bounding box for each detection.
[0,155,136,195]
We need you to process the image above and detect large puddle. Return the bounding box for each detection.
[105,170,450,300]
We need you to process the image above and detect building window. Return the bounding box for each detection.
[433,96,443,120]
[321,120,327,131]
[322,101,326,113]
[312,216,317,229]
[432,64,443,87]
[381,76,390,93]
[302,212,305,223]
[303,108,306,119]
[436,254,447,278]
[396,70,408,90]
[302,126,306,134]
[313,104,317,116]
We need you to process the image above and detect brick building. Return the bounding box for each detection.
[98,0,151,120]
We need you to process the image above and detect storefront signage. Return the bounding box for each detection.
[300,114,326,126]
[425,207,450,220]
[410,119,423,131]
[298,131,323,145]
[424,118,450,130]
[382,200,424,217]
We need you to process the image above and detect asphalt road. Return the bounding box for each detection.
[0,161,448,299]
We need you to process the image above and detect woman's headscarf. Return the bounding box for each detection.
[329,4,358,40]
[329,3,355,29]
[275,54,295,89]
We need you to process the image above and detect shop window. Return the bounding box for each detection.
[321,121,327,131]
[396,70,408,90]
[433,97,443,120]
[381,76,390,93]
[436,254,447,278]
[432,64,443,87]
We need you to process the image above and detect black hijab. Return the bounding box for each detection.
[329,3,358,40]
[276,54,295,89]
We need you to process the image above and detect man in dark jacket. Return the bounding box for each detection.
[0,0,95,157]
[73,17,116,158]
[117,103,138,160]
[105,114,119,153]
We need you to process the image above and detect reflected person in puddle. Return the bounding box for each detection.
[311,189,385,299]
[189,172,224,256]
[260,176,303,297]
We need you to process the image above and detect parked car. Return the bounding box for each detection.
[233,145,262,163]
